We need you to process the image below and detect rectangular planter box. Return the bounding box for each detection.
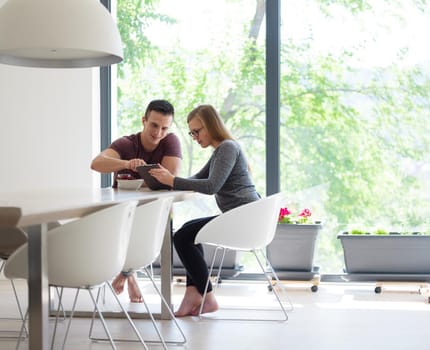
[338,234,430,274]
[267,224,322,272]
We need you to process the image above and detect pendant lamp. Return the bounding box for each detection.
[0,0,123,68]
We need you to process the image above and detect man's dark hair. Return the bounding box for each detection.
[144,99,174,119]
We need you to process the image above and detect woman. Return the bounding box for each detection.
[150,104,260,317]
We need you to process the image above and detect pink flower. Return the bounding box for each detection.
[279,207,291,217]
[298,208,312,223]
[299,208,312,218]
[278,207,292,223]
[279,207,313,224]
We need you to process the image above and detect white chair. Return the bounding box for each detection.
[89,196,186,348]
[194,192,293,321]
[0,207,28,339]
[4,200,146,350]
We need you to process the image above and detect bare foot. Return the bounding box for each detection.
[127,274,143,303]
[112,273,126,295]
[174,286,203,317]
[191,291,219,316]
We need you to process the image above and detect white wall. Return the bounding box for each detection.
[0,64,101,192]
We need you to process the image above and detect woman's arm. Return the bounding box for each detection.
[173,141,238,194]
[149,158,210,188]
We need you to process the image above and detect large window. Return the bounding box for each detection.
[109,0,430,274]
[279,0,430,271]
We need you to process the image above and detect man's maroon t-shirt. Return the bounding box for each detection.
[110,132,182,187]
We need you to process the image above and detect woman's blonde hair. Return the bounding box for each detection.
[187,104,233,142]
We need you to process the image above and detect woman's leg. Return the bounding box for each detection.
[173,216,219,316]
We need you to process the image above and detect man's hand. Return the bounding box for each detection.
[127,158,146,172]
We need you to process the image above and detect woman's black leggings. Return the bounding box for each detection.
[173,215,218,295]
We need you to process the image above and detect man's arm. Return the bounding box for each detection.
[161,155,181,176]
[91,148,145,173]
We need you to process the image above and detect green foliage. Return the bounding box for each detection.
[374,229,389,235]
[117,0,173,75]
[278,217,293,224]
[316,0,371,13]
[350,229,366,235]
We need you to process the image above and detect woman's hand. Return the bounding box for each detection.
[149,164,175,188]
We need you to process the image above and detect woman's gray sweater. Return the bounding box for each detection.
[173,139,260,212]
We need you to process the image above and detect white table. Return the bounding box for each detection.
[0,187,191,350]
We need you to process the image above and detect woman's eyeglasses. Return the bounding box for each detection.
[188,127,204,138]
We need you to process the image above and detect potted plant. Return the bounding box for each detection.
[337,228,430,279]
[267,206,322,281]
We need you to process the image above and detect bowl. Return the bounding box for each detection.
[117,179,144,190]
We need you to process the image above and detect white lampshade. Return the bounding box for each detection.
[0,0,123,68]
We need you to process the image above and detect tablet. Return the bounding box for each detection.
[136,164,171,190]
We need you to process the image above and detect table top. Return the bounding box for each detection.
[0,187,192,227]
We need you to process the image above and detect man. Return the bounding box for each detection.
[91,99,182,302]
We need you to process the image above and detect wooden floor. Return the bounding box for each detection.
[0,277,429,349]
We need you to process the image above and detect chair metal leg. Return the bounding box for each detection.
[258,249,294,313]
[120,282,168,350]
[86,287,118,350]
[50,286,67,350]
[0,260,28,340]
[88,283,149,349]
[11,283,63,350]
[143,266,187,345]
[198,247,292,321]
[198,246,223,317]
[88,287,101,339]
[10,279,28,336]
[13,309,28,350]
[55,286,129,350]
[253,249,294,317]
[89,273,186,347]
[213,247,226,291]
[52,286,66,321]
[59,288,82,350]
